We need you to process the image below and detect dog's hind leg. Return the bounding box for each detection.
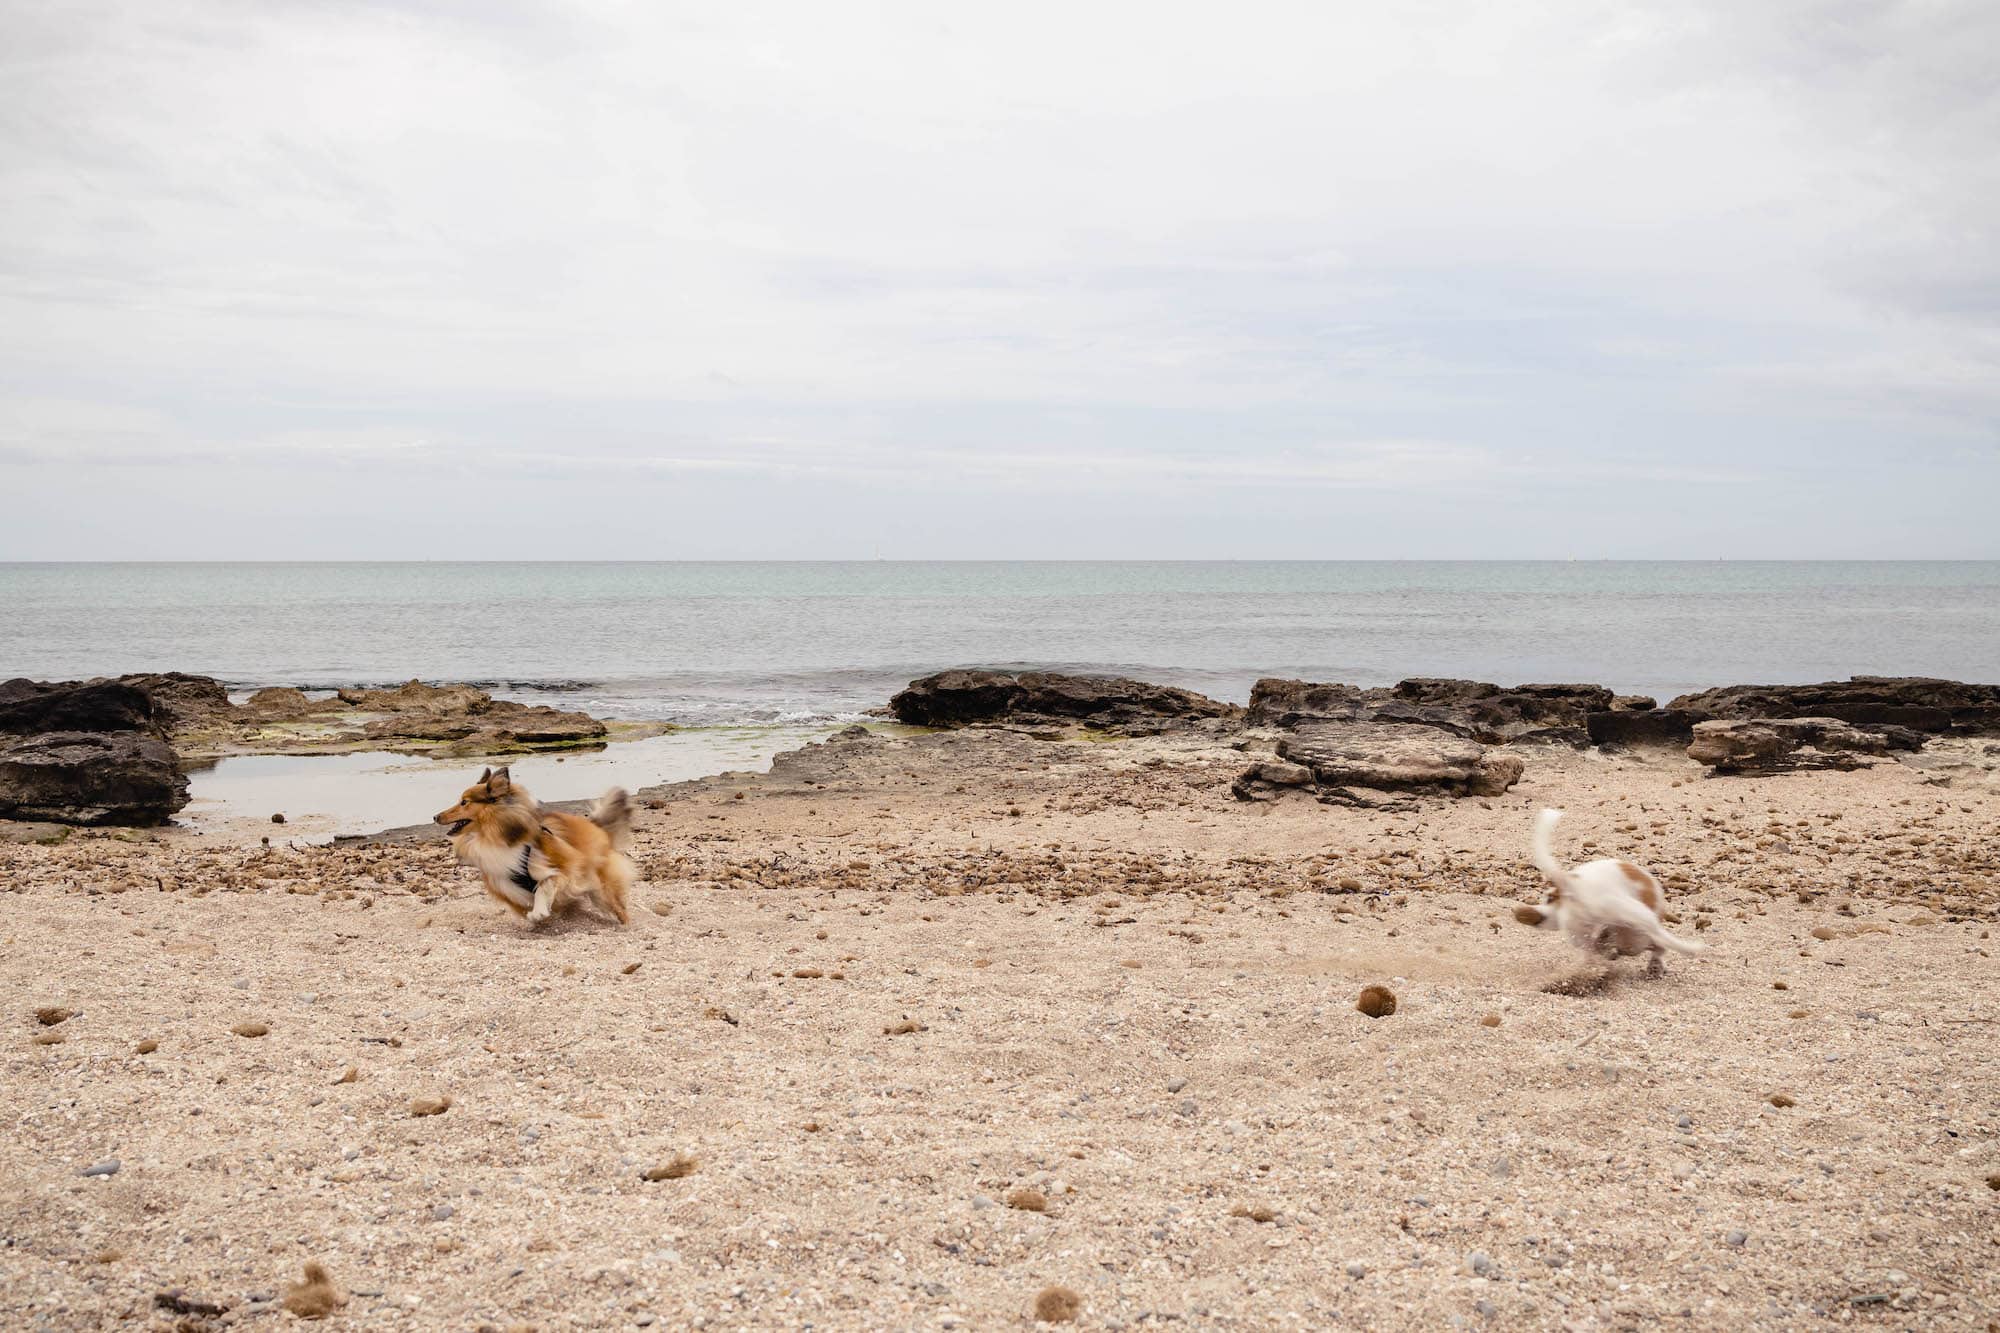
[598,856,633,926]
[1645,946,1666,978]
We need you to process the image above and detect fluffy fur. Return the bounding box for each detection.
[1517,808,1703,976]
[434,766,634,926]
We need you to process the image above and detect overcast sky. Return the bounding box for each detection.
[2,0,1995,558]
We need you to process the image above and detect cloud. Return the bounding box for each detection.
[0,0,1993,556]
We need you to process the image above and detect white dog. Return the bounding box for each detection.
[1516,808,1704,976]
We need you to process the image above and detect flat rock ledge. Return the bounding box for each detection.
[1234,722,1525,806]
[1686,716,1926,774]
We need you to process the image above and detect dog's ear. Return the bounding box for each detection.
[488,766,512,795]
[477,767,492,784]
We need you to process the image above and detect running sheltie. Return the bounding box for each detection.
[434,766,634,926]
[1515,808,1703,975]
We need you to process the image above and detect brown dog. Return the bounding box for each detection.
[434,766,634,926]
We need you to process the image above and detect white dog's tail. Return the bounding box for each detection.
[1652,924,1707,955]
[589,787,633,850]
[1531,807,1568,887]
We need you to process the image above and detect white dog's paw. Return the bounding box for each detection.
[526,906,550,925]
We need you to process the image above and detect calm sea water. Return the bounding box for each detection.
[4,562,1996,723]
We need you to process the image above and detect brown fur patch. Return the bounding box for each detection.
[1034,1286,1083,1323]
[1617,861,1664,914]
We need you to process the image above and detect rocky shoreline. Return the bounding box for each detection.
[4,666,1998,828]
[0,674,663,827]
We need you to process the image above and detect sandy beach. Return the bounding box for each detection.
[5,720,1997,1330]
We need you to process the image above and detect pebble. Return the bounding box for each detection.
[1345,1262,1366,1278]
[970,1194,995,1210]
[1176,1099,1198,1117]
[1724,1230,1748,1248]
[1166,1077,1187,1093]
[430,1204,455,1221]
[1468,1251,1494,1276]
[80,1159,120,1178]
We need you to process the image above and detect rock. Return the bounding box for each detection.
[409,1095,453,1117]
[889,670,1238,732]
[1277,723,1523,798]
[1356,985,1398,1018]
[1230,759,1316,801]
[79,1159,121,1177]
[0,731,190,825]
[232,1022,269,1038]
[35,1006,73,1026]
[0,680,161,736]
[1033,1286,1083,1323]
[1609,694,1657,711]
[1668,677,2000,735]
[337,680,492,714]
[1687,717,1925,774]
[1345,1262,1366,1278]
[241,687,315,719]
[1166,1077,1188,1093]
[281,1263,347,1319]
[1248,676,1611,743]
[1468,1251,1494,1276]
[1587,708,1709,748]
[113,673,233,726]
[1724,1229,1748,1247]
[641,1153,698,1180]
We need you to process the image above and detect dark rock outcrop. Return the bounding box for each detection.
[1262,722,1525,801]
[1668,677,2000,735]
[1686,717,1926,774]
[0,730,189,824]
[890,670,1237,732]
[1586,708,1710,748]
[0,680,161,736]
[1247,676,1609,744]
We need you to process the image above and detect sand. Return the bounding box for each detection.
[4,726,1998,1329]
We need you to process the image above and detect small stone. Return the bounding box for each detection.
[1356,985,1397,1018]
[32,1030,64,1046]
[231,1021,269,1038]
[280,1262,345,1318]
[135,1039,159,1054]
[1766,1092,1796,1108]
[1007,1188,1049,1213]
[35,1006,73,1026]
[1724,1229,1748,1247]
[430,1204,455,1221]
[80,1159,121,1178]
[1166,1077,1187,1093]
[1176,1099,1197,1117]
[1345,1262,1366,1278]
[1468,1251,1494,1276]
[1034,1286,1082,1323]
[971,1194,996,1210]
[1479,1012,1501,1028]
[333,1066,357,1085]
[642,1153,698,1181]
[409,1095,452,1117]
[271,813,286,824]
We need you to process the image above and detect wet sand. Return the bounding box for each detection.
[3,727,1997,1329]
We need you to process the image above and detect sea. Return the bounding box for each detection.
[6,561,1998,721]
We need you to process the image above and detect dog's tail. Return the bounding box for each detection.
[589,787,633,850]
[1650,921,1707,955]
[1530,807,1568,887]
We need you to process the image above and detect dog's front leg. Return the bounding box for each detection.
[527,876,562,925]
